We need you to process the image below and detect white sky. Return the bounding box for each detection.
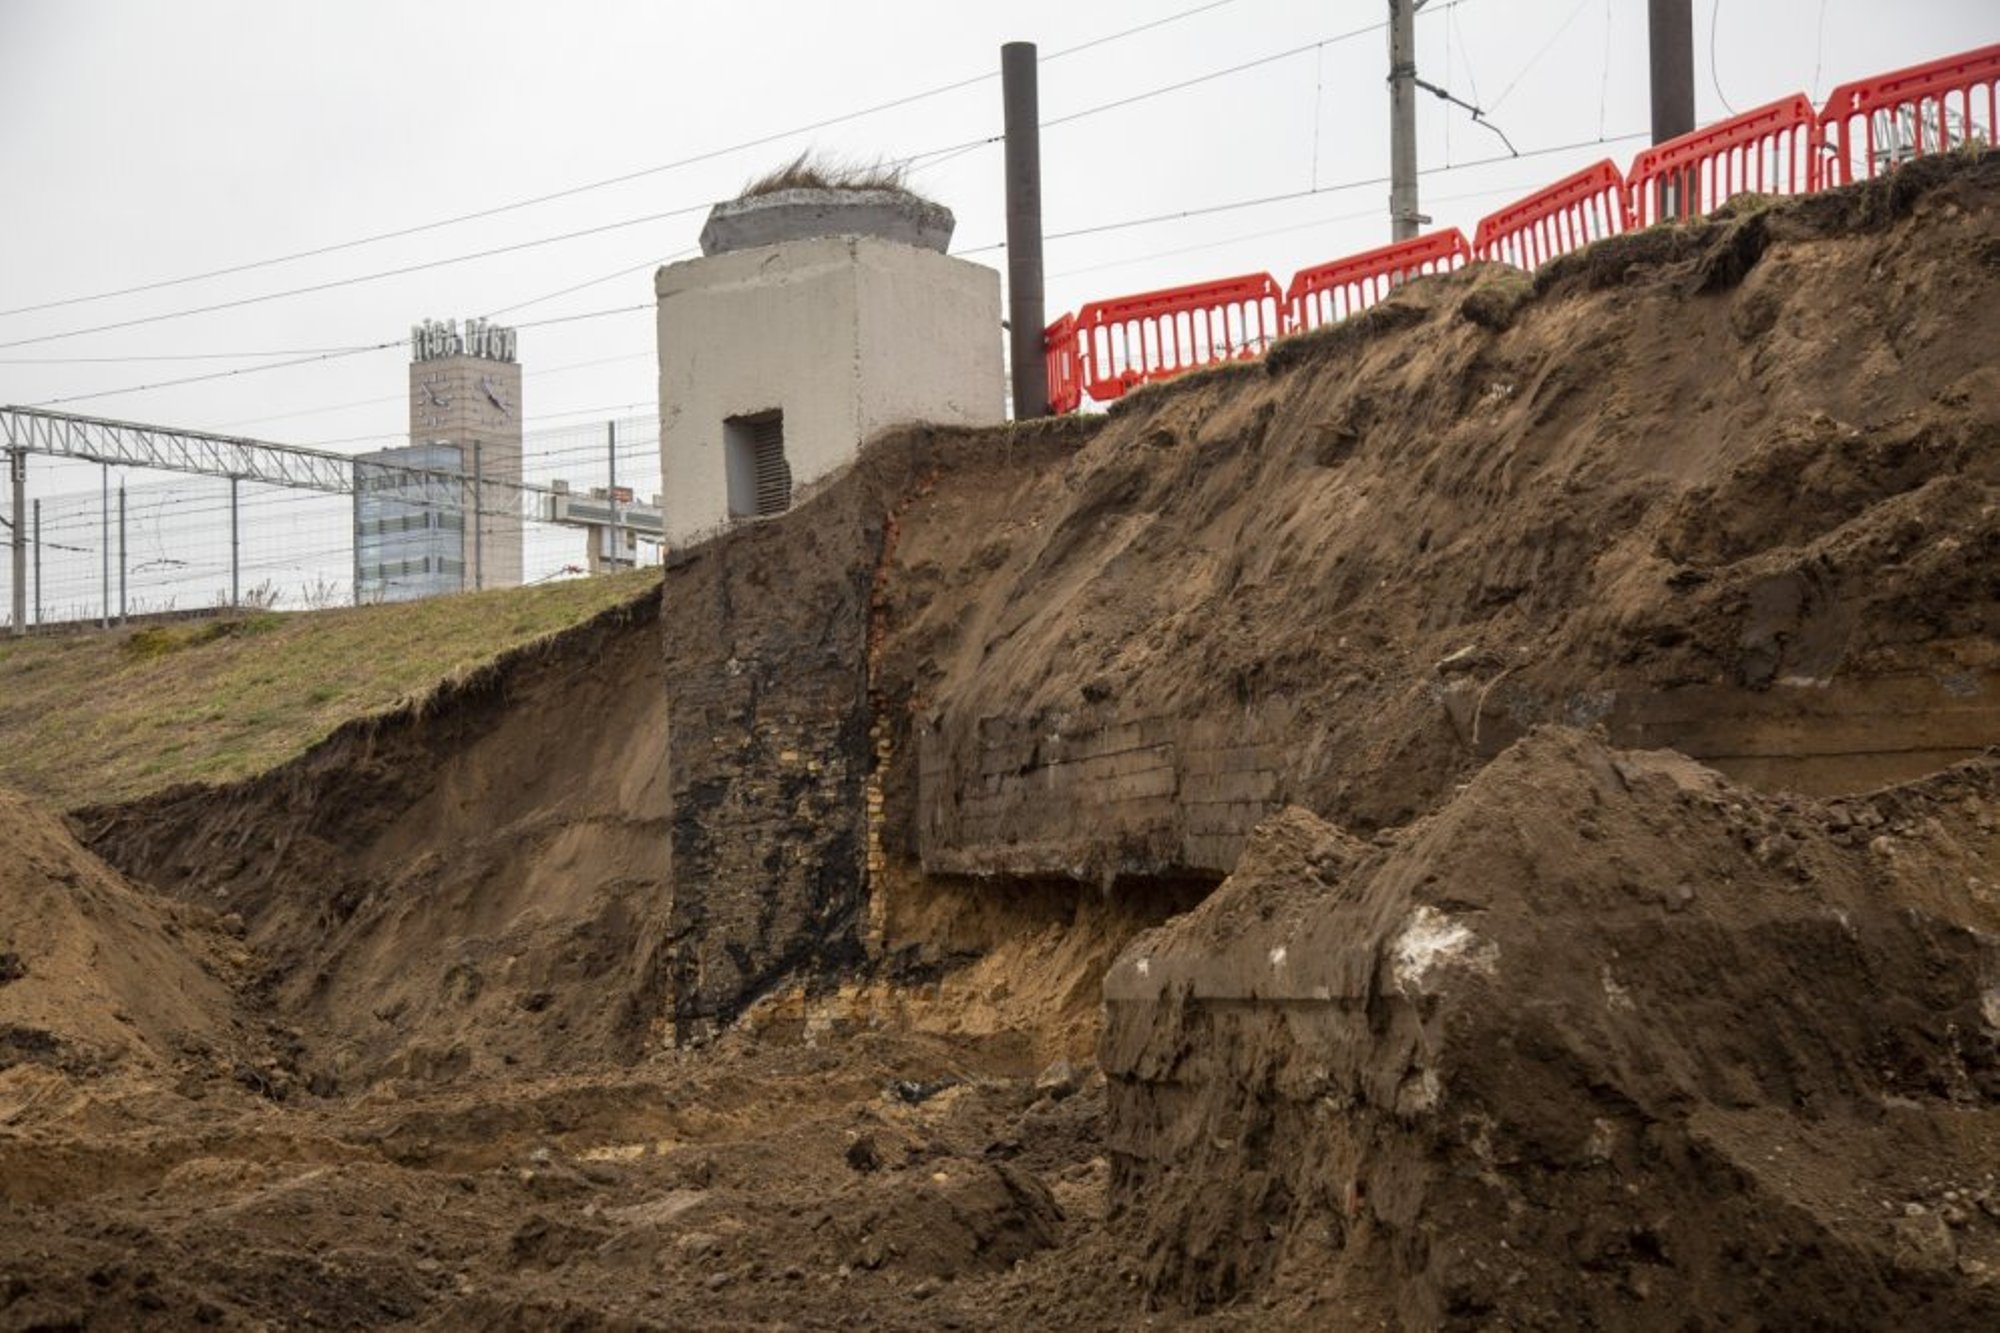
[0,0,1992,615]
[1,0,1991,442]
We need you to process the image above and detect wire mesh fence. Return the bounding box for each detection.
[1,415,660,631]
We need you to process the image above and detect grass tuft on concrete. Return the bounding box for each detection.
[0,569,660,810]
[737,150,923,201]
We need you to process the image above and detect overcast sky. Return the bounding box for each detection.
[0,0,1991,460]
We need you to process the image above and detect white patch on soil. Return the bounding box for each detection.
[1601,965,1636,1012]
[1392,906,1497,994]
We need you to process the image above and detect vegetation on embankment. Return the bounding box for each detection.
[0,569,660,809]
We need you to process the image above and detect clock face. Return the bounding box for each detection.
[479,375,513,420]
[418,374,452,428]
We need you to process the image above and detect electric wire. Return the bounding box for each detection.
[1710,0,1739,115]
[21,303,652,410]
[0,0,1247,324]
[1488,0,1593,112]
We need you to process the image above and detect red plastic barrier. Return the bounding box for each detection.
[1044,313,1082,416]
[1473,159,1631,270]
[1284,229,1471,332]
[1627,94,1820,226]
[1072,272,1283,403]
[1819,43,2000,187]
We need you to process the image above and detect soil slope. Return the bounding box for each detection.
[79,590,671,1094]
[3,153,1995,1329]
[0,787,252,1086]
[1104,729,2000,1327]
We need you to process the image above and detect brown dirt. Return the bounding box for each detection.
[1104,728,2000,1327]
[1,153,1997,1329]
[76,592,673,1096]
[0,787,257,1089]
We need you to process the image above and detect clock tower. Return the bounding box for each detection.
[407,317,523,589]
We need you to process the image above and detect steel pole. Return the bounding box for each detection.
[351,460,364,606]
[1648,0,1696,144]
[607,420,620,570]
[100,464,110,628]
[473,442,484,592]
[7,448,23,637]
[1001,41,1049,420]
[32,498,41,630]
[229,475,240,607]
[1388,0,1420,241]
[118,483,126,623]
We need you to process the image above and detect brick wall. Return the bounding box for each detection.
[918,712,1285,882]
[660,489,879,1042]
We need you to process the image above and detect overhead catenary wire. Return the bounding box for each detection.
[1487,0,1593,112]
[6,14,1458,413]
[957,131,1649,256]
[22,302,653,410]
[1710,0,1739,115]
[0,0,1248,325]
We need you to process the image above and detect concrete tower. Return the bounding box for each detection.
[655,189,1004,547]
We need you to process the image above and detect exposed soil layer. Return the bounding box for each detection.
[3,152,1997,1328]
[78,593,673,1094]
[1104,729,2000,1328]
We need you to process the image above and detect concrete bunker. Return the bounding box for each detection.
[656,168,1004,546]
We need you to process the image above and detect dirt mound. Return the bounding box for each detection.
[9,151,1998,1330]
[0,787,249,1089]
[78,590,669,1092]
[1103,727,2000,1326]
[883,150,2000,857]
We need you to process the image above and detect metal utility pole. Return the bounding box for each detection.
[351,460,364,607]
[118,483,127,623]
[607,420,620,570]
[472,442,485,592]
[1648,0,1695,144]
[228,475,241,607]
[1002,40,1049,419]
[32,499,41,630]
[7,447,23,637]
[100,464,110,628]
[1388,0,1422,241]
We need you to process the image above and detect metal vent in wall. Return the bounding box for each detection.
[750,414,791,517]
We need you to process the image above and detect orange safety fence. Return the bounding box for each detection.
[1473,159,1631,269]
[1044,312,1083,416]
[1284,229,1471,333]
[1039,42,1997,414]
[1626,93,1821,226]
[1072,273,1283,404]
[1819,43,2000,187]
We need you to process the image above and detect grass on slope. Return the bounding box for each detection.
[0,569,660,811]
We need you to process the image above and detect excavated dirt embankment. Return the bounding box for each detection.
[1104,730,2000,1327]
[0,152,1994,1328]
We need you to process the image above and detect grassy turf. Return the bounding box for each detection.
[0,569,660,810]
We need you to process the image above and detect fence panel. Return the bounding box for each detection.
[1627,94,1821,226]
[1074,273,1283,404]
[1284,229,1472,333]
[1819,43,2000,187]
[1473,160,1631,270]
[1044,312,1083,415]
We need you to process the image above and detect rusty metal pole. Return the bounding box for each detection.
[1648,0,1696,219]
[1648,0,1695,144]
[1002,41,1048,420]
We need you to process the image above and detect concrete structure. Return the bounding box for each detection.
[698,188,955,256]
[406,318,523,589]
[656,192,1004,546]
[542,482,664,573]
